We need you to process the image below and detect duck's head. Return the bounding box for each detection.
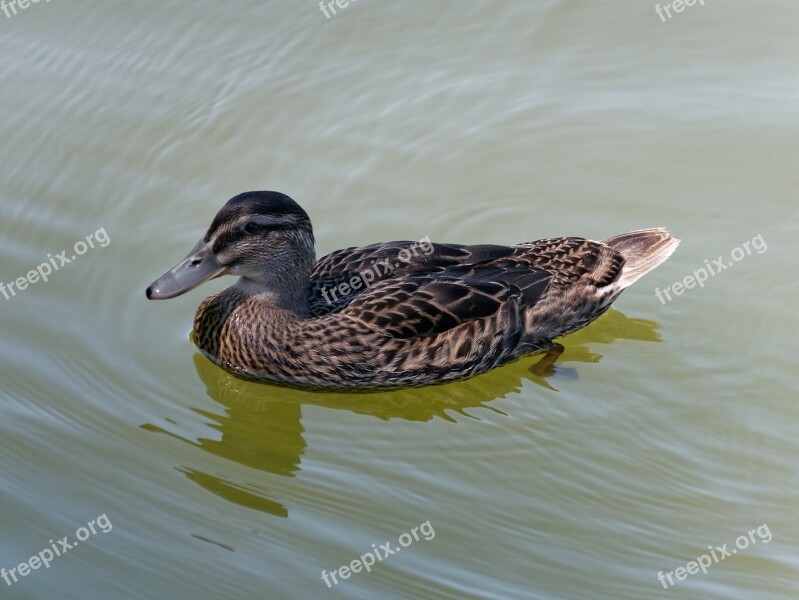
[146,191,316,308]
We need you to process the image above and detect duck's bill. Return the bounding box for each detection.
[146,240,228,300]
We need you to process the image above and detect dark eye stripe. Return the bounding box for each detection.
[241,219,296,233]
[265,223,294,231]
[211,222,300,253]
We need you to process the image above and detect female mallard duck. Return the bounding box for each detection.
[146,191,679,390]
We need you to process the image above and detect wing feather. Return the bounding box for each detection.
[307,237,623,341]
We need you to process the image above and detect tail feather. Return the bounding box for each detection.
[602,228,680,289]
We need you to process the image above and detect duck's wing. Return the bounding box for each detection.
[337,267,553,339]
[311,241,520,278]
[511,237,625,289]
[308,241,519,316]
[309,237,624,318]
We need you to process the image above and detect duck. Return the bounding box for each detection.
[146,191,679,390]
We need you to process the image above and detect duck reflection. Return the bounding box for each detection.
[142,308,662,516]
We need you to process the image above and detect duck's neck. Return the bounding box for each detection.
[230,235,316,315]
[233,276,310,316]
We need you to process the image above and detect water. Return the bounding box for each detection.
[1,1,797,598]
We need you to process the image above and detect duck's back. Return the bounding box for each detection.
[308,237,623,317]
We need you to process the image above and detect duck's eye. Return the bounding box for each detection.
[244,222,260,234]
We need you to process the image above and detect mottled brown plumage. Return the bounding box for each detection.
[147,191,679,390]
